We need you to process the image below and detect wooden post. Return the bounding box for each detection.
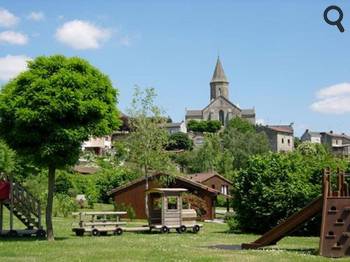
[0,201,3,232]
[9,175,13,231]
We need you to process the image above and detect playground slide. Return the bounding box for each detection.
[241,196,323,249]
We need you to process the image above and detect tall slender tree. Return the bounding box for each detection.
[126,87,174,216]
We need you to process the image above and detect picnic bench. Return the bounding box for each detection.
[72,211,127,236]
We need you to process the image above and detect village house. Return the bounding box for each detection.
[301,130,322,144]
[257,124,294,152]
[188,171,232,196]
[164,121,187,134]
[300,130,350,158]
[82,136,112,155]
[320,131,350,158]
[185,57,255,126]
[108,173,221,220]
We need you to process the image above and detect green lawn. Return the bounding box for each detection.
[0,206,345,261]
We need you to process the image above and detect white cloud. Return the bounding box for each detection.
[0,31,28,45]
[0,55,31,81]
[0,8,19,28]
[311,83,350,114]
[27,11,45,21]
[316,82,350,98]
[55,20,111,50]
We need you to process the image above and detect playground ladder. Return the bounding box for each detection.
[0,180,43,232]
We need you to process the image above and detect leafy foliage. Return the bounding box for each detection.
[0,55,120,239]
[232,151,348,234]
[187,120,221,133]
[126,87,175,175]
[53,194,78,217]
[0,140,15,174]
[166,132,193,151]
[222,118,270,169]
[0,55,120,169]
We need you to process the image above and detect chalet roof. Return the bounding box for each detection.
[266,125,294,134]
[107,173,220,196]
[146,188,188,194]
[188,171,233,185]
[211,57,228,83]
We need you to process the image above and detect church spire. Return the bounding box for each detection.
[211,57,228,83]
[210,57,229,101]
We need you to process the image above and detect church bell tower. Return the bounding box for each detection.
[210,57,229,101]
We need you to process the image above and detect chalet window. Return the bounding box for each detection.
[212,185,215,189]
[221,185,228,195]
[167,196,178,210]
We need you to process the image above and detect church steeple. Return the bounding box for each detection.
[210,57,229,101]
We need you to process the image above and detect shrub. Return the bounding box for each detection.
[166,132,193,151]
[187,120,221,133]
[216,195,227,207]
[114,202,136,221]
[53,193,78,217]
[232,151,347,235]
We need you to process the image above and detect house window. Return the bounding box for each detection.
[221,185,228,195]
[219,110,225,125]
[167,197,178,210]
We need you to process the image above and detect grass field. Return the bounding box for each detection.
[0,205,345,261]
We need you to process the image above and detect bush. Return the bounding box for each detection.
[187,120,221,133]
[114,202,136,221]
[232,151,347,235]
[53,193,78,217]
[166,132,193,151]
[216,195,227,207]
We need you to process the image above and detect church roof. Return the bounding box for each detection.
[211,57,229,83]
[185,110,202,117]
[202,95,241,113]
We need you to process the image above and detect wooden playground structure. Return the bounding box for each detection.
[0,176,45,237]
[72,188,202,236]
[242,169,350,258]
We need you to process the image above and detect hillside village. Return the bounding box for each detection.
[83,57,350,159]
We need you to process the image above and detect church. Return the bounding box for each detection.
[185,58,255,125]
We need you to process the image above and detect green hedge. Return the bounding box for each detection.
[232,150,347,235]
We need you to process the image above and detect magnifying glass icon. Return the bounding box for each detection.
[324,5,345,32]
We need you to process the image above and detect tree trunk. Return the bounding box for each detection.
[144,165,149,218]
[46,165,56,241]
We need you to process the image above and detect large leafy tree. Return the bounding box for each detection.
[0,55,120,240]
[222,117,270,169]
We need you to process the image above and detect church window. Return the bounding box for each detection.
[218,88,221,96]
[219,110,225,125]
[282,138,284,144]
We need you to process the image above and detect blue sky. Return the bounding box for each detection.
[1,1,350,136]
